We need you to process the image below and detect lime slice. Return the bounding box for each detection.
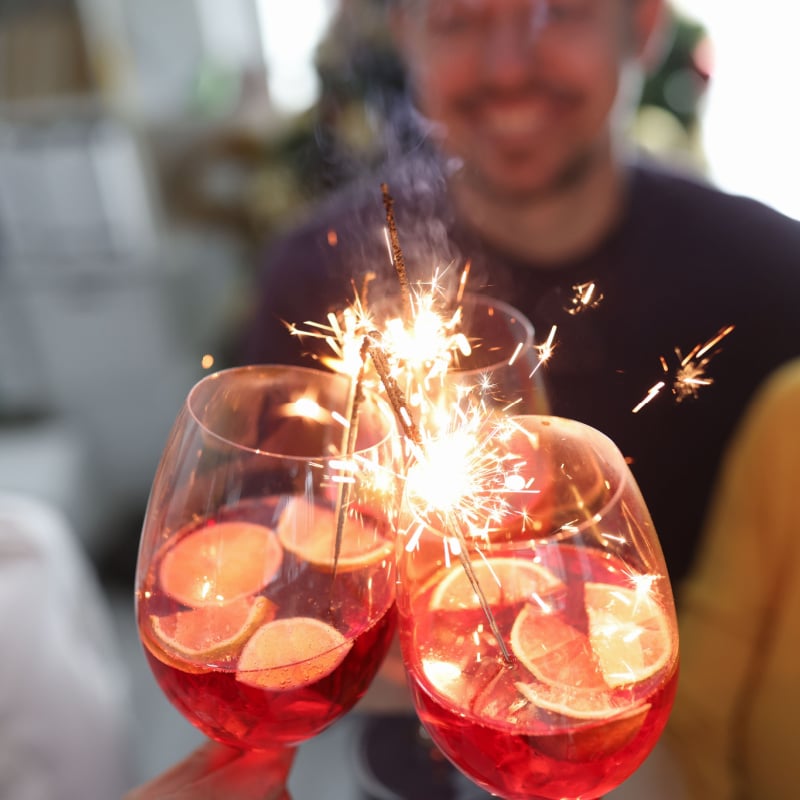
[237,617,353,691]
[429,557,563,611]
[276,497,393,572]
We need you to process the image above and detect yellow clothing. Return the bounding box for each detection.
[667,358,800,799]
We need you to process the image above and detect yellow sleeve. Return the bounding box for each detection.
[666,358,800,800]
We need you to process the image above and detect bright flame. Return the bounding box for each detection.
[279,396,334,424]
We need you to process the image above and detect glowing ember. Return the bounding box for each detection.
[633,325,735,413]
[277,395,337,424]
[566,281,604,314]
[532,325,557,378]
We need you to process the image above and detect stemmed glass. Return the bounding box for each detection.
[366,290,549,422]
[134,365,399,778]
[442,293,550,415]
[395,414,679,800]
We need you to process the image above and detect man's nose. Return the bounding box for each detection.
[481,7,546,85]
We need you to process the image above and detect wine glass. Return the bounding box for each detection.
[135,365,399,767]
[395,414,679,800]
[367,290,549,421]
[443,293,550,415]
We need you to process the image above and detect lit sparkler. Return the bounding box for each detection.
[293,184,546,656]
[401,404,530,664]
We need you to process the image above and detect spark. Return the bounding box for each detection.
[566,281,604,315]
[632,381,666,414]
[403,406,532,543]
[673,324,736,402]
[456,259,472,305]
[633,325,735,412]
[531,325,557,377]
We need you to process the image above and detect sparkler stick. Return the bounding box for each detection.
[361,328,513,663]
[381,183,413,324]
[449,513,514,664]
[361,330,421,446]
[456,259,471,306]
[331,363,366,583]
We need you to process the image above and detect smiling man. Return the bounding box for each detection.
[391,0,664,260]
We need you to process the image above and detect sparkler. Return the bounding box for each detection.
[381,183,412,323]
[301,187,621,660]
[314,186,541,658]
[633,325,735,413]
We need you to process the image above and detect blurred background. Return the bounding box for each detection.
[0,0,797,794]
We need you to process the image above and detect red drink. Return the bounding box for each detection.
[399,545,679,800]
[138,496,396,749]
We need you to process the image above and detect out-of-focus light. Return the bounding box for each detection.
[255,0,336,116]
[673,1,800,221]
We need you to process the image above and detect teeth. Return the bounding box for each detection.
[483,105,546,137]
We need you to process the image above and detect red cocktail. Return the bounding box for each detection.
[135,365,399,762]
[396,415,679,799]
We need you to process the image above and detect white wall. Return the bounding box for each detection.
[673,1,800,220]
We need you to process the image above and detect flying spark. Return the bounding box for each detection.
[566,281,604,315]
[633,325,735,413]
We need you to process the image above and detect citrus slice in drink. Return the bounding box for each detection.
[236,617,352,690]
[511,582,674,719]
[276,497,393,572]
[147,595,274,670]
[159,521,283,607]
[429,557,563,611]
[511,611,615,719]
[585,582,673,688]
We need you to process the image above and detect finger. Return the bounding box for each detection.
[187,746,296,800]
[124,741,296,800]
[123,741,245,799]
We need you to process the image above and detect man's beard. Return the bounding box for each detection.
[452,139,605,207]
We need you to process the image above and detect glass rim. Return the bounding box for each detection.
[186,363,396,460]
[449,292,535,375]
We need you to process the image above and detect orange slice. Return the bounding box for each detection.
[512,611,615,719]
[523,698,652,762]
[511,583,674,719]
[146,595,274,670]
[276,497,393,572]
[236,617,352,691]
[429,556,563,611]
[160,521,283,607]
[585,582,673,688]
